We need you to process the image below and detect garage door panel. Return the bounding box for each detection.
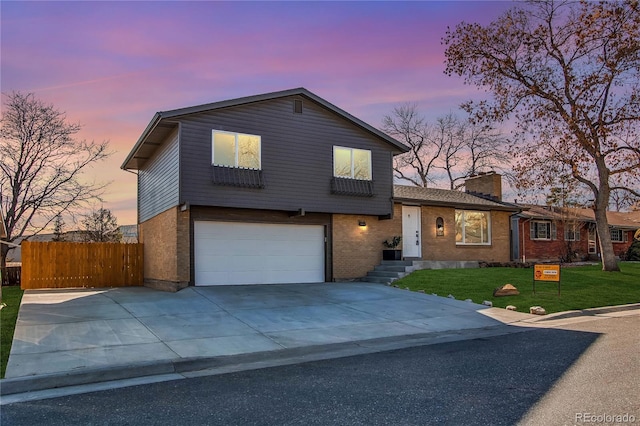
[195,222,324,285]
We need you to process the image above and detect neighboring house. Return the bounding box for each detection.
[122,88,409,289]
[119,225,139,243]
[512,205,640,262]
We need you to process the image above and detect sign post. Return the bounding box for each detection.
[533,264,561,296]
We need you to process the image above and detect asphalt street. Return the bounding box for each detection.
[3,314,638,426]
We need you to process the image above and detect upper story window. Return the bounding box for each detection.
[564,223,581,241]
[610,228,627,243]
[333,146,371,180]
[212,130,261,170]
[530,220,556,240]
[455,210,491,245]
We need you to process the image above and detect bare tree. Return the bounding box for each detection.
[382,104,442,187]
[438,114,508,190]
[82,207,121,242]
[0,91,111,273]
[609,189,639,212]
[444,0,640,271]
[51,214,65,242]
[382,105,507,189]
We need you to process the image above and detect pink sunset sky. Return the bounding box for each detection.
[1,1,512,226]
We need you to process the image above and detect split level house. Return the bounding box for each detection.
[122,88,522,290]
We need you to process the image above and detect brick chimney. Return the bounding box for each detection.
[465,172,502,201]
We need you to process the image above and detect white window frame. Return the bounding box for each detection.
[333,146,372,181]
[212,130,261,170]
[564,223,581,241]
[610,228,627,243]
[530,220,556,241]
[455,210,491,245]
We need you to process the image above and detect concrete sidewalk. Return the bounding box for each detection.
[1,283,547,397]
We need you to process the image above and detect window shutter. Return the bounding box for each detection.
[530,222,535,240]
[576,226,580,241]
[551,223,557,240]
[624,231,628,242]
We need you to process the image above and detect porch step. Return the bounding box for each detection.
[360,260,480,285]
[367,270,408,278]
[362,260,412,284]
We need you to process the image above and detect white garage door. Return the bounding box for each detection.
[194,221,325,285]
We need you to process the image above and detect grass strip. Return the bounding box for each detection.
[393,262,640,314]
[1,286,24,378]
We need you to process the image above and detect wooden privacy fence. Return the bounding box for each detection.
[21,241,143,289]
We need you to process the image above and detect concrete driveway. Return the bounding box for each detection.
[3,282,531,394]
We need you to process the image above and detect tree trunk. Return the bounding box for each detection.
[0,244,7,304]
[593,204,620,272]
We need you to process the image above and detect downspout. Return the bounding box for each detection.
[521,218,532,263]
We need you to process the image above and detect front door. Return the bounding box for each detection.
[402,206,422,258]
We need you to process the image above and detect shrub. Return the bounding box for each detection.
[626,239,640,261]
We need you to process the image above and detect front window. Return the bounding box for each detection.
[212,130,261,169]
[455,210,490,245]
[333,146,371,180]
[564,223,581,241]
[610,229,627,243]
[530,221,556,240]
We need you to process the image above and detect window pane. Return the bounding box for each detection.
[455,211,463,243]
[481,213,489,243]
[334,147,352,178]
[464,212,484,244]
[353,149,371,180]
[456,210,490,244]
[536,222,548,239]
[213,132,235,167]
[237,134,260,169]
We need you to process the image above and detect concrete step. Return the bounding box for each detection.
[381,260,414,267]
[374,265,409,273]
[361,275,399,284]
[367,270,406,278]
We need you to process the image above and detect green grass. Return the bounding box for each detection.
[394,262,640,314]
[1,286,24,378]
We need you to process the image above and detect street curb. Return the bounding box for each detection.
[525,302,640,322]
[0,324,528,397]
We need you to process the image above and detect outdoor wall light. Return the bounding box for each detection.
[436,217,444,236]
[358,220,367,227]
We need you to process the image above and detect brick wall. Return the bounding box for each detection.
[421,207,511,262]
[332,204,512,279]
[464,173,502,201]
[613,232,634,258]
[517,220,602,262]
[139,206,190,290]
[332,204,402,280]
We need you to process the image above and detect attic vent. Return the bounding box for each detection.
[293,99,303,114]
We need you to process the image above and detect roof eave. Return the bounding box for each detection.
[121,112,162,170]
[393,197,519,212]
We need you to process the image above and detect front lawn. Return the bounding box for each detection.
[393,262,640,314]
[1,286,24,378]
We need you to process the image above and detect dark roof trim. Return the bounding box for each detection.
[392,196,521,212]
[122,88,408,170]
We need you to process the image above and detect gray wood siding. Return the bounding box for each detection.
[138,129,180,222]
[180,96,395,216]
